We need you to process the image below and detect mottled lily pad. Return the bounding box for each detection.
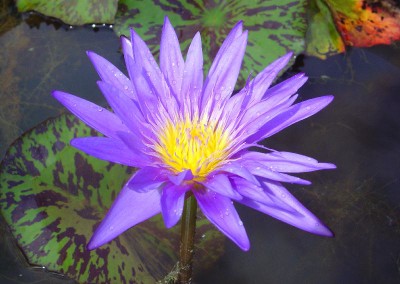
[114,0,308,83]
[16,0,119,25]
[0,114,224,283]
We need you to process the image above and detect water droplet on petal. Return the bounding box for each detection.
[238,220,243,226]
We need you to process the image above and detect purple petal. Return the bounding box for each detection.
[52,91,129,139]
[246,52,293,105]
[263,73,308,103]
[71,137,148,167]
[238,180,333,237]
[87,183,162,250]
[124,55,157,114]
[242,160,311,185]
[200,174,242,200]
[247,96,334,143]
[127,167,167,192]
[130,28,161,74]
[97,81,145,132]
[116,131,152,157]
[125,55,178,118]
[168,169,194,185]
[230,177,297,213]
[219,161,259,185]
[87,51,136,99]
[194,190,250,251]
[234,95,298,142]
[161,183,190,228]
[236,93,298,133]
[181,32,203,117]
[160,17,185,98]
[221,87,247,126]
[97,81,155,146]
[129,28,171,106]
[241,151,336,173]
[201,30,248,115]
[209,21,243,73]
[121,36,133,58]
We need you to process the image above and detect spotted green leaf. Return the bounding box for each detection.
[16,0,119,25]
[114,0,307,83]
[0,114,224,283]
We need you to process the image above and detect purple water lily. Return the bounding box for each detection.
[53,17,335,251]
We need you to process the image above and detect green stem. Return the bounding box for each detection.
[178,193,197,284]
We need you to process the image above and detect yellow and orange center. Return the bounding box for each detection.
[155,118,231,178]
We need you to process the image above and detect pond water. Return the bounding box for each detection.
[1,4,400,284]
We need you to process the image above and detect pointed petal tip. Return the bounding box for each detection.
[96,80,105,88]
[163,15,171,25]
[282,51,294,60]
[70,137,78,147]
[237,235,251,251]
[230,20,244,35]
[130,27,139,38]
[86,239,98,250]
[52,90,72,104]
[86,50,99,62]
[325,95,335,103]
[51,90,61,99]
[323,163,337,170]
[295,72,306,78]
[315,224,334,237]
[87,231,109,251]
[301,180,312,186]
[163,218,177,229]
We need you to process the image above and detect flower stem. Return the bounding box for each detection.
[178,193,197,284]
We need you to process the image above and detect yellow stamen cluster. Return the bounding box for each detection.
[155,118,231,178]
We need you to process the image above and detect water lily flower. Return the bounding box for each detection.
[53,17,335,251]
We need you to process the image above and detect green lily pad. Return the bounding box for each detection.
[305,0,345,59]
[0,114,224,283]
[16,0,119,25]
[114,0,308,83]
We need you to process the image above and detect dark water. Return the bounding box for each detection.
[1,4,400,284]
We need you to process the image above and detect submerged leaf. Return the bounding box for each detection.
[0,114,224,283]
[306,0,400,58]
[325,0,400,47]
[114,0,308,82]
[16,0,119,25]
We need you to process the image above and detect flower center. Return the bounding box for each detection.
[155,118,231,178]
